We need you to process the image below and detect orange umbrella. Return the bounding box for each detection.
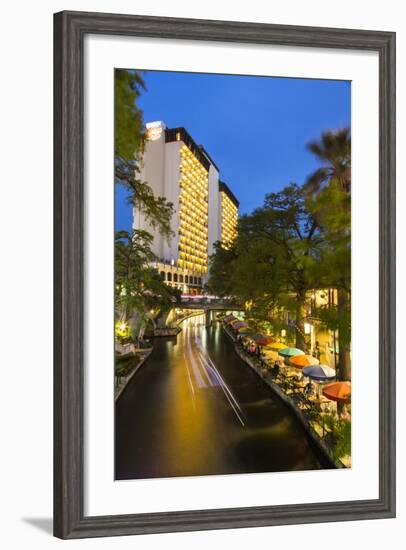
[289,354,320,368]
[322,381,351,403]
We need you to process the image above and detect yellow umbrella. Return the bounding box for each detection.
[267,342,288,351]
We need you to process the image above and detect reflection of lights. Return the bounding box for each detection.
[304,323,312,334]
[281,329,287,337]
[119,322,127,332]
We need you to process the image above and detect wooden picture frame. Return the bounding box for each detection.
[54,10,396,539]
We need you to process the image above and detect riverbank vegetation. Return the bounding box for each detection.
[114,70,179,342]
[207,128,351,381]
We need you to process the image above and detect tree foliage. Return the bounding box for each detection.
[115,230,180,326]
[115,69,146,161]
[114,69,174,239]
[114,70,178,334]
[305,128,351,379]
[207,128,351,374]
[208,183,323,348]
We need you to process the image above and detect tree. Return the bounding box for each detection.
[114,69,174,239]
[305,128,351,194]
[208,184,323,348]
[305,128,351,380]
[115,69,146,162]
[115,230,179,339]
[205,241,238,298]
[243,184,323,348]
[114,70,177,334]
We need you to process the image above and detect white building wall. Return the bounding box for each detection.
[135,122,235,291]
[134,128,166,258]
[207,164,221,258]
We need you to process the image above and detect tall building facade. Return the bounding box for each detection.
[219,181,239,248]
[134,121,239,294]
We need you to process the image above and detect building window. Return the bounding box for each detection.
[174,273,178,283]
[185,275,188,283]
[198,277,202,286]
[160,271,165,280]
[179,274,183,283]
[167,272,172,282]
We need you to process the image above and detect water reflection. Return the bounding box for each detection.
[115,314,332,479]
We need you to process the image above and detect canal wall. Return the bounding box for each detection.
[222,324,343,469]
[115,348,153,401]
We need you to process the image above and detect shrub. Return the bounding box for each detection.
[322,413,351,458]
[115,353,140,377]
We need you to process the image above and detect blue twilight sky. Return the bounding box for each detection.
[115,70,350,232]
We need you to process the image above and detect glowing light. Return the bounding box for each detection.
[115,320,130,339]
[220,191,238,248]
[177,144,209,275]
[146,121,165,141]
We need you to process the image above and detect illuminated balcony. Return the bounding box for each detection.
[177,143,209,273]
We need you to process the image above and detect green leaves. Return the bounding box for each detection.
[114,69,146,161]
[207,182,321,343]
[207,127,351,363]
[115,69,175,240]
[115,230,179,331]
[114,70,178,333]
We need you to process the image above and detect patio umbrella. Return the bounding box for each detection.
[322,381,351,403]
[289,354,320,368]
[302,365,336,381]
[225,316,237,324]
[255,336,277,346]
[250,333,267,340]
[233,321,247,330]
[241,334,262,344]
[244,333,263,341]
[229,318,242,325]
[278,347,305,358]
[268,342,288,351]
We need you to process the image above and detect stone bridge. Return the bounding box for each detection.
[157,298,243,329]
[179,298,241,310]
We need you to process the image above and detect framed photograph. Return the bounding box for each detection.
[54,10,396,539]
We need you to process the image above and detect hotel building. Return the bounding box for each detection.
[134,121,239,294]
[219,181,239,248]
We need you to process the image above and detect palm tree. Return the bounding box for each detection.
[306,128,351,193]
[306,128,351,381]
